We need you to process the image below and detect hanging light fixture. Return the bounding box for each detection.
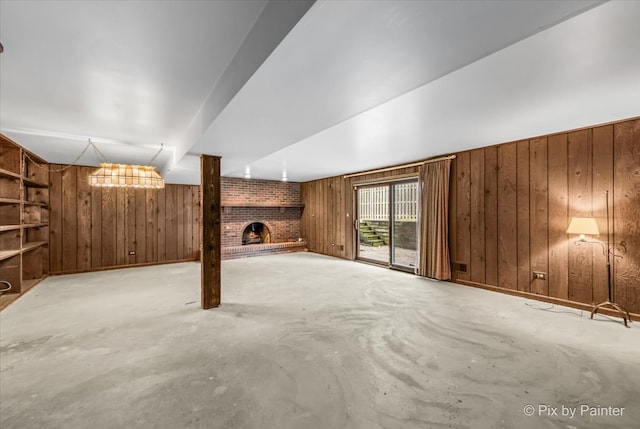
[88,140,165,189]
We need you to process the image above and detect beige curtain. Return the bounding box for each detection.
[418,159,452,280]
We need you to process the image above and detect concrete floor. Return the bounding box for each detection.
[1,253,638,429]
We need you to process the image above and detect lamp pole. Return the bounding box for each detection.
[590,190,631,327]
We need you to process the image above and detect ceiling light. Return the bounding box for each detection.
[88,140,165,188]
[89,163,164,188]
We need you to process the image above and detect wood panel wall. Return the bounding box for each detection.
[301,166,419,260]
[301,117,639,317]
[49,165,200,274]
[450,118,640,315]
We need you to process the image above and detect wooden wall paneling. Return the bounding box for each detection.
[90,186,102,269]
[497,143,518,290]
[484,146,499,286]
[327,179,335,256]
[192,186,199,259]
[343,179,356,260]
[139,189,151,264]
[306,181,315,252]
[469,149,486,283]
[316,181,323,254]
[184,186,193,258]
[314,180,327,254]
[547,134,569,300]
[306,182,313,251]
[49,166,63,273]
[338,178,346,258]
[591,125,614,304]
[157,186,167,261]
[61,166,78,272]
[176,186,184,260]
[529,137,548,295]
[345,178,354,260]
[101,188,117,267]
[455,151,471,281]
[116,188,127,266]
[200,155,221,309]
[516,141,531,292]
[567,129,593,303]
[76,167,92,271]
[125,188,136,265]
[614,120,640,314]
[165,185,177,261]
[448,158,458,279]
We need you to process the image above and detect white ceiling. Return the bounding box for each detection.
[2,0,639,184]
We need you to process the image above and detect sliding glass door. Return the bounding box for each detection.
[356,180,418,271]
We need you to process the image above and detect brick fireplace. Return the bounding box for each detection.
[221,177,306,259]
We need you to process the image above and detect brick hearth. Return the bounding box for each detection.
[221,177,306,259]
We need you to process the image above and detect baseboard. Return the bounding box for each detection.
[455,279,639,323]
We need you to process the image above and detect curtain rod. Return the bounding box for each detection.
[343,155,456,178]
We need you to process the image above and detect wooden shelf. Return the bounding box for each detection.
[0,277,42,311]
[22,177,48,188]
[22,241,48,253]
[0,248,21,261]
[0,168,21,179]
[0,224,21,232]
[1,133,50,310]
[23,200,48,207]
[23,223,48,229]
[0,197,21,205]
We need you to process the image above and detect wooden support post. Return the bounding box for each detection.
[200,155,221,309]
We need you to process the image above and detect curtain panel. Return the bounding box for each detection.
[418,159,452,280]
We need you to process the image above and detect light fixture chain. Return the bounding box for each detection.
[88,139,108,163]
[23,140,94,173]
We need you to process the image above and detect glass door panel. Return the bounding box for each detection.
[390,181,418,270]
[356,185,389,264]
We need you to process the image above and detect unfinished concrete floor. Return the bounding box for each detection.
[1,252,638,429]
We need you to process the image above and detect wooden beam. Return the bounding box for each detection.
[200,155,221,309]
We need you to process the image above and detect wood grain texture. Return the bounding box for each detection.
[299,118,640,316]
[529,137,548,296]
[567,129,593,303]
[48,165,199,274]
[90,186,102,269]
[497,143,518,290]
[201,155,221,309]
[469,150,485,284]
[101,188,117,268]
[449,158,458,279]
[547,134,568,300]
[613,119,640,313]
[116,188,127,266]
[455,152,471,280]
[76,167,92,271]
[516,141,530,292]
[61,167,77,272]
[49,165,63,274]
[591,125,613,304]
[484,146,498,286]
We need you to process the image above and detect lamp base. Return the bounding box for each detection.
[590,301,631,327]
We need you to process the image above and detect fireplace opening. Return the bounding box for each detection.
[242,222,271,245]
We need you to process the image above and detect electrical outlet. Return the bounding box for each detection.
[533,271,546,280]
[129,251,136,256]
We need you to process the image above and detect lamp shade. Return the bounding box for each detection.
[566,217,599,236]
[89,163,165,188]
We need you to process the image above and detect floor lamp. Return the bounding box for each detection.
[566,191,630,327]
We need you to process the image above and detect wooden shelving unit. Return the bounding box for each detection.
[0,134,50,310]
